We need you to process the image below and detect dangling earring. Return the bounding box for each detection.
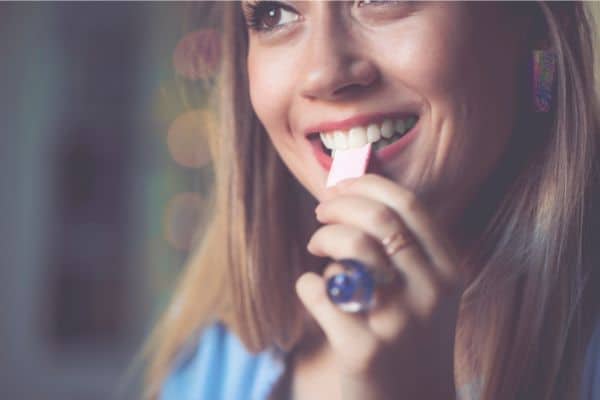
[532,49,557,112]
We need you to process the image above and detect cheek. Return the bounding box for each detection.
[247,49,296,141]
[376,15,475,104]
[371,7,519,209]
[375,7,517,135]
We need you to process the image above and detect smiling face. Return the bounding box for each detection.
[242,1,528,226]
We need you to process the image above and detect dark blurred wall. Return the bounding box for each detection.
[0,3,207,399]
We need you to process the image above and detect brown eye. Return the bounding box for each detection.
[261,6,281,29]
[244,1,300,33]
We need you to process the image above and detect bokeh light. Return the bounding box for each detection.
[167,109,215,168]
[164,192,206,251]
[173,28,221,81]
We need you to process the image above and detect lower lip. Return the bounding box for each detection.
[310,120,420,172]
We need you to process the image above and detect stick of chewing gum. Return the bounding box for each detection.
[326,143,373,188]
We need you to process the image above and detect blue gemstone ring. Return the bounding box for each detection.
[326,259,397,313]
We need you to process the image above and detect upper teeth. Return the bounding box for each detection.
[319,116,417,151]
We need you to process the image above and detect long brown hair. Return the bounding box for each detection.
[144,3,600,399]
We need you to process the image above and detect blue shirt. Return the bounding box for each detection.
[161,321,287,400]
[161,318,600,400]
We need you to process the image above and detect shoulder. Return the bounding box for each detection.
[160,321,287,400]
[581,315,600,400]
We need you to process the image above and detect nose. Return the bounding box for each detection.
[299,10,379,101]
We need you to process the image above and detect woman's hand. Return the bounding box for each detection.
[296,174,466,400]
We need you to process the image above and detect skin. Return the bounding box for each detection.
[243,1,530,399]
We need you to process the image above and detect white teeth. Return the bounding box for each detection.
[320,133,331,149]
[348,126,368,147]
[381,119,394,138]
[333,130,348,150]
[328,134,336,148]
[326,134,335,149]
[319,115,418,152]
[366,123,381,142]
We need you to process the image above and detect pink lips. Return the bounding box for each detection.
[310,117,420,172]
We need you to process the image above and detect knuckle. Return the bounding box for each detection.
[417,291,439,320]
[413,280,461,320]
[425,290,441,314]
[366,206,397,228]
[346,231,373,254]
[370,308,410,343]
[410,282,440,319]
[399,190,420,214]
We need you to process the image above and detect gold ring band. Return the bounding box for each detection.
[381,231,412,256]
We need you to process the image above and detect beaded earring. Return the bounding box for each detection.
[532,49,557,112]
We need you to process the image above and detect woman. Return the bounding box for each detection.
[146,2,600,399]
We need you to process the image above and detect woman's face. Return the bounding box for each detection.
[243,1,526,225]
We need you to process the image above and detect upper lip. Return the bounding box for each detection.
[303,109,420,137]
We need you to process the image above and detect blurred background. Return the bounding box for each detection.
[0,2,598,400]
[0,2,218,399]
